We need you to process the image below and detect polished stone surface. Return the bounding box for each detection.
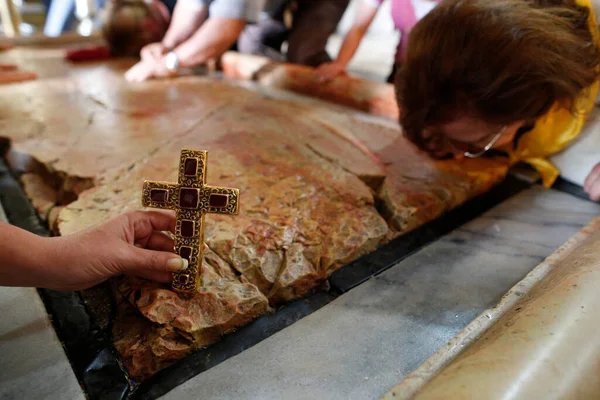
[163,187,600,400]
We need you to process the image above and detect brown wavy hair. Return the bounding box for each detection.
[396,0,600,152]
[101,0,169,57]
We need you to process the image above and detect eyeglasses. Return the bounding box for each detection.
[463,126,507,158]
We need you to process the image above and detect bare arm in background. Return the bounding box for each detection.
[162,0,209,49]
[316,1,380,81]
[140,1,209,63]
[126,0,252,82]
[171,17,246,68]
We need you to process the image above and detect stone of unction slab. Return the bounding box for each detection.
[220,52,399,121]
[0,48,508,380]
[48,205,64,233]
[19,173,57,221]
[297,110,509,234]
[112,247,270,380]
[60,126,388,304]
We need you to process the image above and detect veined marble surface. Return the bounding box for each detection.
[162,187,600,400]
[0,200,84,400]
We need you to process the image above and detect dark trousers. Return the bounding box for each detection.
[238,0,350,67]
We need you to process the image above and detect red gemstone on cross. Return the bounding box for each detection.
[184,158,198,176]
[180,220,195,238]
[150,189,168,203]
[178,274,189,285]
[179,188,199,209]
[179,246,192,262]
[209,194,229,208]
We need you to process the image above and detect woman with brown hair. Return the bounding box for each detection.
[395,0,600,200]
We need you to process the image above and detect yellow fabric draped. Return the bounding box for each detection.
[503,0,600,187]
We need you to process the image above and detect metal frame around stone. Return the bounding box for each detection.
[141,149,240,292]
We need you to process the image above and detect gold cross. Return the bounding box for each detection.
[141,149,240,292]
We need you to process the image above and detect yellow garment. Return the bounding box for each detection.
[505,0,600,188]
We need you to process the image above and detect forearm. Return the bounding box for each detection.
[333,1,379,67]
[161,1,208,49]
[0,222,62,287]
[334,27,368,67]
[174,18,246,68]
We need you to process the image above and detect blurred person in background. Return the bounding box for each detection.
[317,0,441,83]
[115,0,265,81]
[237,0,351,67]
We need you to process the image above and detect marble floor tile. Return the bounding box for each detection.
[162,187,600,400]
[0,285,84,400]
